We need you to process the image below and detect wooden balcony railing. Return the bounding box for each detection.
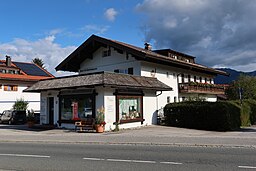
[179,82,225,95]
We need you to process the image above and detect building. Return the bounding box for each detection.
[0,56,54,113]
[25,35,228,130]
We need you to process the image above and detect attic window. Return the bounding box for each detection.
[102,49,111,57]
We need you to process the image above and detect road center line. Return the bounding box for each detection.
[83,157,179,165]
[238,166,256,169]
[83,157,104,161]
[160,161,183,165]
[0,153,50,158]
[131,160,156,164]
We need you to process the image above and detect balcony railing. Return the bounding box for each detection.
[179,82,225,95]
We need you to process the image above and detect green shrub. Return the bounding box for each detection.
[164,101,241,131]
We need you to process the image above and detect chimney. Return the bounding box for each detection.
[144,43,152,51]
[6,55,11,67]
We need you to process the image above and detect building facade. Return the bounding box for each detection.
[0,56,54,113]
[25,35,227,130]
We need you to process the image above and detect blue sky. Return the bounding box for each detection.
[1,0,256,76]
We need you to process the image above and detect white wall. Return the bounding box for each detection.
[80,47,141,75]
[40,91,59,125]
[0,82,40,113]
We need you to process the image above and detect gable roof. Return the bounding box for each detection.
[55,34,228,76]
[24,71,172,92]
[0,59,54,82]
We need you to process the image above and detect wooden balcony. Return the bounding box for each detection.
[179,82,225,95]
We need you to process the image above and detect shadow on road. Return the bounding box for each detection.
[0,124,56,132]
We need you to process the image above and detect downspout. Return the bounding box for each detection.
[156,91,162,125]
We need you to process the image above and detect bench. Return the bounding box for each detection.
[75,118,95,132]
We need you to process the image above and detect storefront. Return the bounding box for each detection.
[24,72,172,131]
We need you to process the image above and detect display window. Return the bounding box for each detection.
[116,95,143,124]
[60,94,94,122]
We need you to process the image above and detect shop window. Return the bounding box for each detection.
[60,95,94,121]
[117,95,143,124]
[4,85,18,91]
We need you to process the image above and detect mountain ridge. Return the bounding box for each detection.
[214,68,256,84]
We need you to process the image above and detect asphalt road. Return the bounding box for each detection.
[0,142,255,171]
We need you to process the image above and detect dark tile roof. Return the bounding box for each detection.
[55,35,228,76]
[24,72,172,92]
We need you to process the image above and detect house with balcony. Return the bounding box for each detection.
[25,35,228,130]
[0,56,54,113]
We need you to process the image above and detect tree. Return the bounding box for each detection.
[32,57,45,68]
[226,75,256,100]
[13,98,29,111]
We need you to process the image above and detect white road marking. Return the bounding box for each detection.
[131,160,156,164]
[83,157,179,165]
[160,161,183,165]
[0,153,50,158]
[238,166,256,169]
[83,157,104,161]
[107,159,132,162]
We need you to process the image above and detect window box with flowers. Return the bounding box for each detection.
[95,106,106,133]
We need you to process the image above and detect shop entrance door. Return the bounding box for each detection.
[48,97,54,125]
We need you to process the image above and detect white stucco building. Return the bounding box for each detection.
[0,56,54,113]
[25,35,227,131]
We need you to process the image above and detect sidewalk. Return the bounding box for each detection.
[0,124,256,148]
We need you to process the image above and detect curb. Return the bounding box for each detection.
[1,139,255,149]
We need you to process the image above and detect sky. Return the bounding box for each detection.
[0,0,256,76]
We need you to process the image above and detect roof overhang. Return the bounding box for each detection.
[55,35,229,76]
[24,72,173,93]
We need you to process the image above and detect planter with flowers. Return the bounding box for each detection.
[27,109,35,128]
[95,106,106,133]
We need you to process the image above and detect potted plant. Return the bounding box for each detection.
[95,106,106,133]
[27,109,35,128]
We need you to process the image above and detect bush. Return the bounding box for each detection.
[13,98,28,111]
[164,101,241,131]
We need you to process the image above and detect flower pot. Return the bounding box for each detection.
[95,124,104,133]
[27,121,34,128]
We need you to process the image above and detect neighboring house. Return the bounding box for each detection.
[0,56,54,113]
[25,35,228,130]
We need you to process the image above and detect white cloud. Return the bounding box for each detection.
[104,8,118,21]
[81,24,109,35]
[0,36,76,77]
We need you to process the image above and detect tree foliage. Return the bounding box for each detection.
[13,98,29,111]
[32,57,45,68]
[226,75,256,100]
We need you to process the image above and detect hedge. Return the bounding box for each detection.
[164,101,241,131]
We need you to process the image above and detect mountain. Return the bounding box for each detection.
[214,68,256,84]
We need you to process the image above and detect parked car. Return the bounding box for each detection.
[0,110,27,125]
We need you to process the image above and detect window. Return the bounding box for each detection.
[199,77,202,83]
[167,96,170,103]
[210,79,212,84]
[174,96,177,103]
[188,75,191,82]
[117,95,143,124]
[60,94,94,121]
[205,78,207,83]
[128,68,133,75]
[4,85,18,91]
[194,76,197,82]
[166,72,169,78]
[102,49,111,57]
[114,68,133,75]
[181,74,185,83]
